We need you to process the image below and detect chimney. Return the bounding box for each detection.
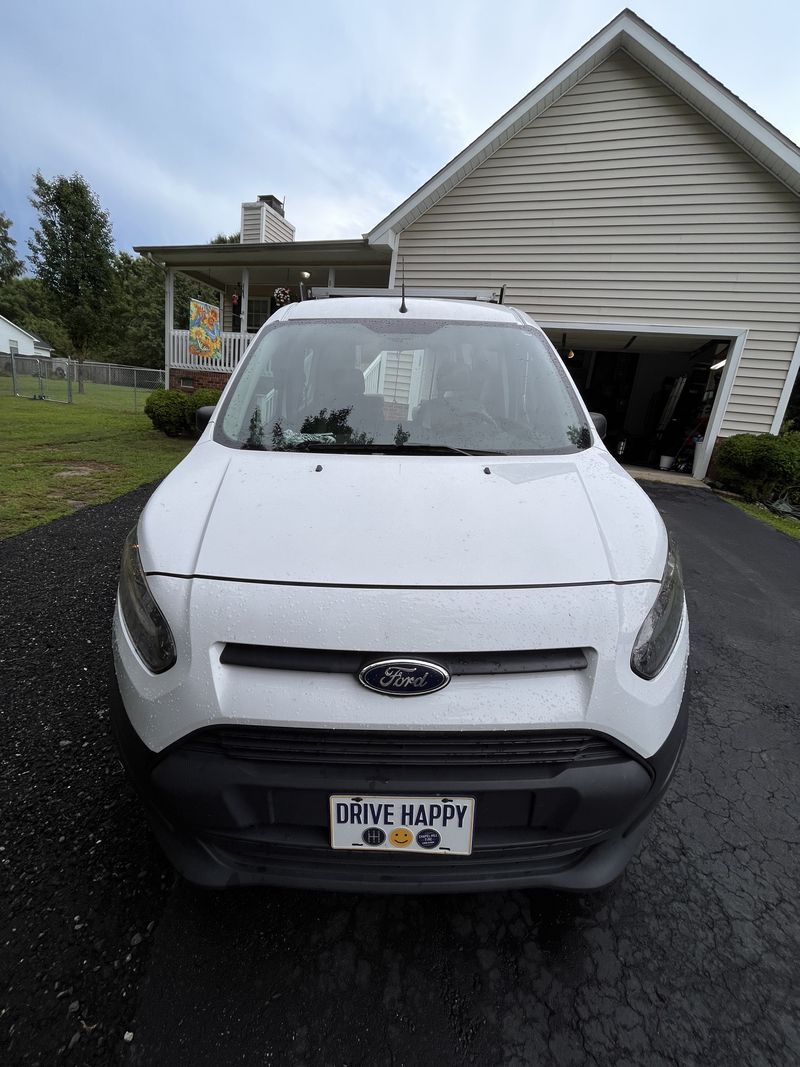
[257,194,284,217]
[240,194,295,244]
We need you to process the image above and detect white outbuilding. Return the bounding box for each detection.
[0,314,42,358]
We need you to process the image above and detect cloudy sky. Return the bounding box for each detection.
[2,0,799,259]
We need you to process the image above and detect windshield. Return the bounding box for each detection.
[214,317,591,455]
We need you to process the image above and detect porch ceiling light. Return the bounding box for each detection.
[710,359,726,371]
[300,270,311,279]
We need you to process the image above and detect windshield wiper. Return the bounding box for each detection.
[374,444,506,456]
[254,442,506,456]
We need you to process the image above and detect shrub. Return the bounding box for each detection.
[144,389,190,437]
[184,388,222,431]
[144,387,223,436]
[715,432,800,501]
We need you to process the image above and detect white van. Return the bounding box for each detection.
[111,296,688,892]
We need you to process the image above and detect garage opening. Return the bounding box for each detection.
[543,328,730,475]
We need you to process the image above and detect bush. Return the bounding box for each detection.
[715,432,800,501]
[144,389,190,437]
[184,388,222,431]
[144,387,223,436]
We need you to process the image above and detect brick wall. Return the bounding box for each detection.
[168,369,231,392]
[383,402,407,424]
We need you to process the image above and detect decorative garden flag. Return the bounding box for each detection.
[189,299,221,361]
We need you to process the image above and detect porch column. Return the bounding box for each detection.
[164,267,174,387]
[327,267,336,287]
[240,268,250,354]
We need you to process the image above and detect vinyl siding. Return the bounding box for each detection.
[381,351,415,403]
[397,52,800,435]
[241,205,263,244]
[0,318,37,356]
[241,203,295,243]
[263,206,295,243]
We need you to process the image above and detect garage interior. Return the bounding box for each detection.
[542,328,730,474]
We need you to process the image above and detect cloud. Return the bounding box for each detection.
[2,0,798,254]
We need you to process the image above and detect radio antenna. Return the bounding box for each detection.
[399,257,407,314]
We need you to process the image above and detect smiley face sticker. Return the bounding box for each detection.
[389,827,414,848]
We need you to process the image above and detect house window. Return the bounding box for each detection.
[247,299,271,333]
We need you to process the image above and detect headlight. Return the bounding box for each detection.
[118,527,176,674]
[630,535,685,680]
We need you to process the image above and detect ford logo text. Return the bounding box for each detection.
[358,659,451,697]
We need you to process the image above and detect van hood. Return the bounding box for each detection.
[138,443,666,587]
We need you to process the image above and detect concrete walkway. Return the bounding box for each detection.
[625,464,710,489]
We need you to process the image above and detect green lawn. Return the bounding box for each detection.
[72,381,162,413]
[5,387,799,547]
[718,493,800,542]
[8,374,159,413]
[0,394,194,538]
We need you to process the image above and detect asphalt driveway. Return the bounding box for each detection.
[2,483,798,1066]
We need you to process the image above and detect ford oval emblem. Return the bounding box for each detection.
[358,658,451,697]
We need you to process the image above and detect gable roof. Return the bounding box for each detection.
[31,333,54,351]
[0,312,40,344]
[366,8,800,246]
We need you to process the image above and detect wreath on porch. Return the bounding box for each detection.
[273,286,293,308]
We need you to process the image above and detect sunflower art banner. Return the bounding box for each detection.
[189,299,221,361]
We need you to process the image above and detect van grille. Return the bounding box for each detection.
[219,644,587,675]
[181,726,628,767]
[202,835,592,885]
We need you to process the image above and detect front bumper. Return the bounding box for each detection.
[109,674,688,893]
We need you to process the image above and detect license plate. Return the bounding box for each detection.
[329,795,475,855]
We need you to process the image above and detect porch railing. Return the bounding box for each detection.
[363,353,385,394]
[170,330,252,372]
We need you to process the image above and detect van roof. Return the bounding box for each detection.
[282,296,527,324]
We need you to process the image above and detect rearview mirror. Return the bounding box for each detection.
[196,405,216,432]
[589,412,607,439]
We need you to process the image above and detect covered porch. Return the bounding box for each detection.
[133,239,393,385]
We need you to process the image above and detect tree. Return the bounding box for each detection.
[97,253,221,368]
[28,172,115,386]
[19,178,235,371]
[104,252,165,366]
[210,232,240,244]
[0,213,24,286]
[172,272,219,331]
[0,277,73,355]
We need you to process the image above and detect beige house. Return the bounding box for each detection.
[138,8,800,478]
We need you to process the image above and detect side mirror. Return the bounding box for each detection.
[589,412,607,439]
[196,405,216,432]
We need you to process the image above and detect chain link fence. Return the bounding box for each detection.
[2,355,165,412]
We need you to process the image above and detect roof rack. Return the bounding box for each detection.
[308,286,505,304]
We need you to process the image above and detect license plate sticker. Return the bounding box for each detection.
[329,795,475,855]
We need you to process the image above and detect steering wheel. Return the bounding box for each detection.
[465,408,498,428]
[441,396,498,427]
